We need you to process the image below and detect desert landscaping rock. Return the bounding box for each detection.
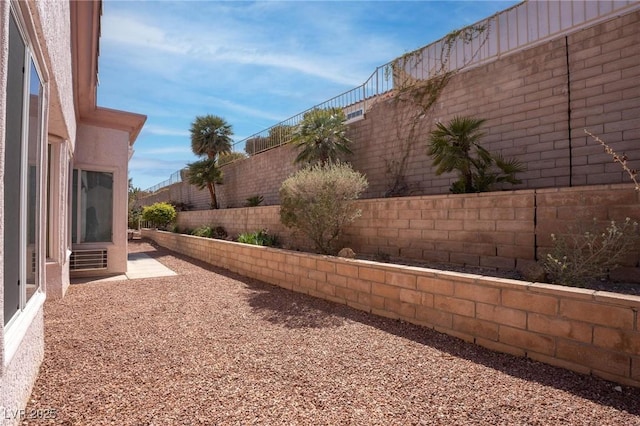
[23,241,640,425]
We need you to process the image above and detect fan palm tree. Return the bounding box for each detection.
[428,116,524,193]
[291,108,352,165]
[186,158,223,209]
[190,115,233,160]
[189,115,233,208]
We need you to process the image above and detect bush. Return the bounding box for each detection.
[279,162,368,254]
[190,225,228,239]
[427,116,524,193]
[542,217,639,287]
[141,202,177,230]
[237,229,279,247]
[245,195,264,207]
[218,152,247,166]
[128,206,143,229]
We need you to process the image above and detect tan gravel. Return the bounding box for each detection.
[23,240,640,425]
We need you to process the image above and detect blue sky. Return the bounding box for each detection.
[98,0,519,191]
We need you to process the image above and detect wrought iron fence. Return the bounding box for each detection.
[144,0,636,193]
[235,61,396,156]
[144,168,185,193]
[143,61,396,193]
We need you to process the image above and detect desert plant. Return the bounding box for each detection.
[128,206,143,230]
[218,151,247,166]
[542,217,639,287]
[191,226,214,238]
[427,116,524,193]
[190,114,233,159]
[186,158,223,209]
[268,124,294,146]
[189,114,233,208]
[237,229,279,247]
[244,135,270,155]
[279,162,368,255]
[291,108,352,165]
[191,225,228,239]
[245,195,264,207]
[141,202,176,230]
[585,129,639,191]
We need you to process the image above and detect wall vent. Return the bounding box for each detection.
[70,249,108,271]
[345,108,364,122]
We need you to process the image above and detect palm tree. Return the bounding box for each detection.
[291,108,352,165]
[189,115,233,208]
[186,158,223,209]
[427,116,524,193]
[190,115,233,160]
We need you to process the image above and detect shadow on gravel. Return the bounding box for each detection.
[136,239,640,416]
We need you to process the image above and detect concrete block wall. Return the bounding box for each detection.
[568,10,640,187]
[344,190,536,271]
[217,145,299,208]
[139,10,639,209]
[142,229,640,388]
[175,183,639,279]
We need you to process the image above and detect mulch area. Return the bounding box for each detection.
[21,240,640,425]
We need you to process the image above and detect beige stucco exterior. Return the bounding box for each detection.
[0,1,145,423]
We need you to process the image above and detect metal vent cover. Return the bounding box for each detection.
[70,249,108,271]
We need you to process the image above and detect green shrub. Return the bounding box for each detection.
[218,151,247,166]
[237,229,279,247]
[141,202,177,230]
[279,162,368,254]
[542,217,639,287]
[191,225,228,239]
[245,195,264,207]
[128,206,143,229]
[427,116,524,193]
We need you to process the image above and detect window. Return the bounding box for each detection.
[3,11,45,326]
[71,169,114,243]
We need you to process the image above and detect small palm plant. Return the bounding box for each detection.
[427,116,524,193]
[186,158,223,208]
[291,108,352,165]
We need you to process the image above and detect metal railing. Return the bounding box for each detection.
[236,61,396,156]
[144,168,185,193]
[143,0,640,194]
[143,61,396,193]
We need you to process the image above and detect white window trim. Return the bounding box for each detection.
[4,2,48,339]
[71,166,117,245]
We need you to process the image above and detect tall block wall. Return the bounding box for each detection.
[139,10,640,209]
[142,229,640,388]
[175,183,640,281]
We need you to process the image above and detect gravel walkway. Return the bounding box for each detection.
[23,240,640,425]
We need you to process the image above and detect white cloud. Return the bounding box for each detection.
[141,125,190,138]
[135,146,192,155]
[101,8,375,87]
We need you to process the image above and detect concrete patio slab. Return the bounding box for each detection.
[71,251,176,284]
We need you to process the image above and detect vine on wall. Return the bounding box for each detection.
[382,24,489,197]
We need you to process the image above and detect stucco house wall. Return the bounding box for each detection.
[0,1,145,423]
[73,124,132,276]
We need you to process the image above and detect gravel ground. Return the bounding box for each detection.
[23,240,640,425]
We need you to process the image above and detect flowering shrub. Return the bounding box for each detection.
[543,217,639,286]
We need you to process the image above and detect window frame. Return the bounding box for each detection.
[71,166,116,245]
[3,2,48,359]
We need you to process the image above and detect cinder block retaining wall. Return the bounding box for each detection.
[140,10,640,210]
[142,228,640,388]
[176,184,640,279]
